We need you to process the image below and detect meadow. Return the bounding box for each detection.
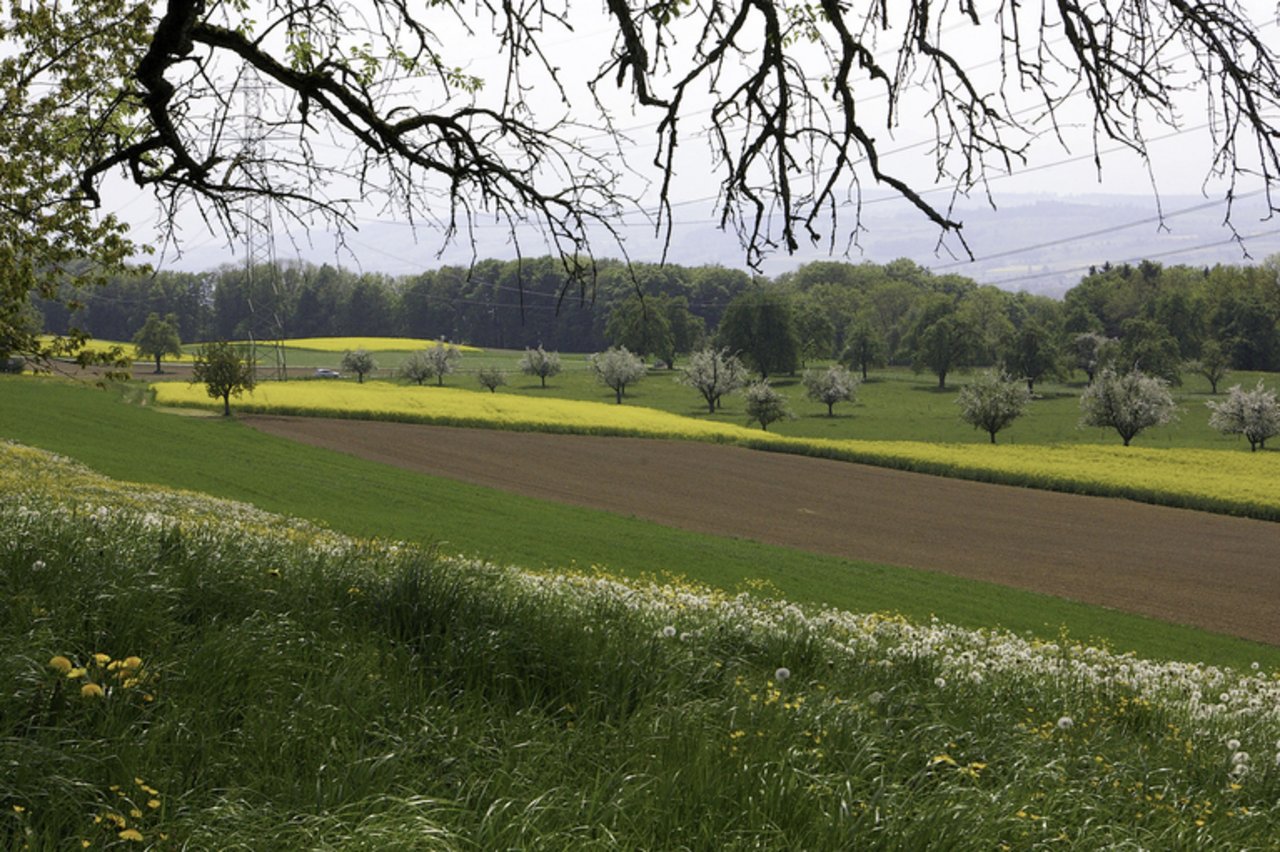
[5,440,1280,849]
[4,376,1275,670]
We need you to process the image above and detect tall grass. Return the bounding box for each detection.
[4,440,1280,848]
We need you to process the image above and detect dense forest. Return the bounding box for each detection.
[36,254,1280,375]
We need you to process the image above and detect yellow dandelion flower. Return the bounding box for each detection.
[147,799,161,810]
[92,653,111,666]
[82,841,91,848]
[11,805,25,814]
[122,656,142,671]
[105,813,126,828]
[48,655,72,674]
[80,683,105,699]
[118,828,143,842]
[129,808,142,819]
[67,667,87,679]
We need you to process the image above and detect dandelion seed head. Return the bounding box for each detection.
[1227,738,1241,751]
[775,667,791,682]
[934,677,946,689]
[1057,716,1074,730]
[31,559,45,571]
[661,625,676,638]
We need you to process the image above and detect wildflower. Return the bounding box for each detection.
[92,653,111,666]
[32,559,45,571]
[661,625,676,638]
[12,805,25,814]
[80,683,104,699]
[775,667,791,682]
[934,677,946,689]
[48,655,73,674]
[1057,716,1074,730]
[1227,738,1241,751]
[67,667,87,678]
[868,691,884,705]
[147,799,161,810]
[118,828,143,842]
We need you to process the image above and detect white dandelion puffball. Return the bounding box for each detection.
[775,667,791,682]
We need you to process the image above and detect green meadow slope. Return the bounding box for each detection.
[1,375,1277,668]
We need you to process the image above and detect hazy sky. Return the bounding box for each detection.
[105,0,1280,281]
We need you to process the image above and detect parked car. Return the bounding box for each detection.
[314,368,341,379]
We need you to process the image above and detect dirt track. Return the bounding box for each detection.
[244,416,1280,645]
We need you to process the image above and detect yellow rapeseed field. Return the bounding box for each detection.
[269,336,483,353]
[152,380,1280,519]
[152,380,752,441]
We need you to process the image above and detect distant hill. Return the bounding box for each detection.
[155,191,1279,295]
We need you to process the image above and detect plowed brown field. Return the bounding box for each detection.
[244,416,1280,645]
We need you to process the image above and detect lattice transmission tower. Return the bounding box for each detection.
[241,73,289,381]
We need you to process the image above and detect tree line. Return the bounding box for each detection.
[35,255,1280,381]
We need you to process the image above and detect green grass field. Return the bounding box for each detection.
[260,346,1275,449]
[5,440,1280,848]
[2,375,1277,670]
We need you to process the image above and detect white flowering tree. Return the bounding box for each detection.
[680,347,747,413]
[400,343,461,386]
[743,380,792,431]
[341,349,377,384]
[518,347,562,388]
[802,365,860,417]
[956,370,1031,444]
[1079,368,1178,446]
[589,347,646,404]
[1207,381,1280,452]
[476,366,507,394]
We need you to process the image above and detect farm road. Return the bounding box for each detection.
[245,416,1280,645]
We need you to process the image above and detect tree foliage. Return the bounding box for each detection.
[419,343,463,386]
[717,290,799,379]
[1004,321,1059,393]
[342,349,377,384]
[476,366,507,393]
[132,312,183,374]
[518,346,563,388]
[802,365,859,417]
[588,347,646,404]
[680,347,748,413]
[1070,332,1117,385]
[1207,381,1280,452]
[1186,340,1231,395]
[1079,368,1178,447]
[742,380,792,431]
[192,341,255,416]
[841,317,887,381]
[956,370,1031,444]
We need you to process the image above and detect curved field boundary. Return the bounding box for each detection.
[153,381,1280,522]
[244,416,1280,646]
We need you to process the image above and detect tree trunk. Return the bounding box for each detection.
[861,363,868,381]
[437,375,444,386]
[222,392,231,416]
[827,402,834,416]
[615,386,623,404]
[540,375,547,387]
[989,430,997,444]
[937,371,946,390]
[1026,377,1034,393]
[154,354,162,374]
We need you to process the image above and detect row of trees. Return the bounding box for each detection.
[45,255,1280,393]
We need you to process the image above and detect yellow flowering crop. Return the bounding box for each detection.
[264,336,483,353]
[152,381,754,442]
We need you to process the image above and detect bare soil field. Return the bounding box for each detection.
[245,415,1280,645]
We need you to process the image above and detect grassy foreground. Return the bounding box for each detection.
[5,440,1280,849]
[153,379,1280,521]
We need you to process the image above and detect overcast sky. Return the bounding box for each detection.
[104,0,1280,283]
